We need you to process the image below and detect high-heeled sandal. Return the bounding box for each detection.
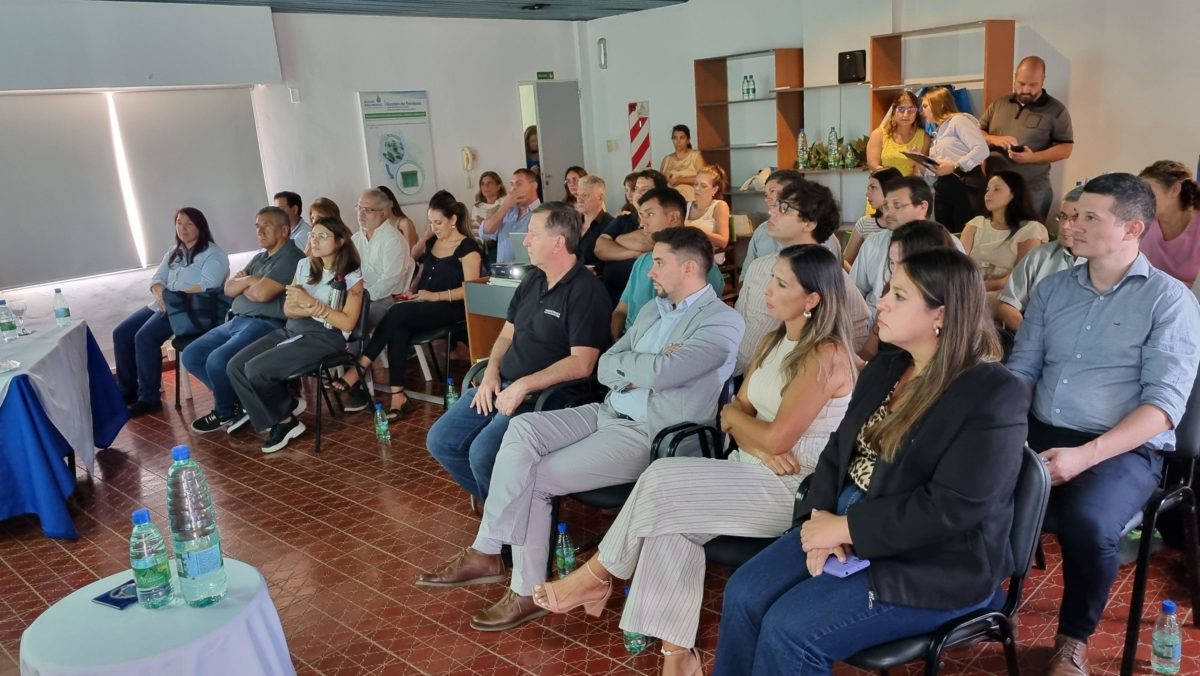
[532,559,612,617]
[660,646,703,676]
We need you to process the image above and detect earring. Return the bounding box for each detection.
[934,326,941,337]
[803,311,812,319]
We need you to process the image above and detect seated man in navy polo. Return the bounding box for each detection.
[1007,173,1200,676]
[184,206,305,433]
[427,202,612,506]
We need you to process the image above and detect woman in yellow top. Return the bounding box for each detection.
[660,124,705,202]
[866,90,930,176]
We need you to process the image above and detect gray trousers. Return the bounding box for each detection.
[596,456,801,648]
[472,402,650,596]
[226,327,345,432]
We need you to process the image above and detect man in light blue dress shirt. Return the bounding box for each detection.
[1007,173,1200,675]
[480,168,540,263]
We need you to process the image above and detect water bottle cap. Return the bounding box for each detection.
[54,288,62,293]
[624,585,632,595]
[447,377,455,386]
[375,402,384,410]
[557,521,568,534]
[1163,599,1177,614]
[0,300,6,306]
[131,508,150,525]
[171,445,191,461]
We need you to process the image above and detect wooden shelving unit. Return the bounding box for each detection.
[869,20,1015,128]
[694,47,804,199]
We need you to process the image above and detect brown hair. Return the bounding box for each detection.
[864,248,1001,460]
[306,216,361,285]
[1139,160,1200,211]
[921,87,960,125]
[475,171,508,205]
[309,197,340,220]
[884,90,921,138]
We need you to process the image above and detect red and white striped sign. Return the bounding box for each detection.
[628,101,652,170]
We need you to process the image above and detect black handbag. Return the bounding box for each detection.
[162,288,232,338]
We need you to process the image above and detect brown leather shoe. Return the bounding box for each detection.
[414,548,506,588]
[1045,634,1089,676]
[470,588,549,631]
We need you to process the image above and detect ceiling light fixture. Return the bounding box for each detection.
[521,3,548,10]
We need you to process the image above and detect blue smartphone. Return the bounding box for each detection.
[823,555,870,578]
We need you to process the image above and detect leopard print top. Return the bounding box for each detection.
[848,388,894,491]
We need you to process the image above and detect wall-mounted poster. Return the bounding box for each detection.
[359,91,437,206]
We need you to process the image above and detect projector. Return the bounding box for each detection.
[490,263,533,281]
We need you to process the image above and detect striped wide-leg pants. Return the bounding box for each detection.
[596,455,802,648]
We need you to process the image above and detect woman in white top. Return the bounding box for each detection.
[962,171,1048,308]
[377,185,419,249]
[114,207,229,416]
[225,216,365,454]
[844,167,902,269]
[921,87,989,233]
[685,164,731,250]
[471,170,507,228]
[532,244,856,676]
[660,124,705,202]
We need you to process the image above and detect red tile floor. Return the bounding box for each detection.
[3,366,1200,675]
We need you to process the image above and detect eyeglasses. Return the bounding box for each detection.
[1055,212,1078,224]
[776,201,801,215]
[311,232,333,241]
[885,200,914,211]
[355,204,382,212]
[894,106,918,114]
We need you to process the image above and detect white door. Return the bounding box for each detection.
[532,80,585,201]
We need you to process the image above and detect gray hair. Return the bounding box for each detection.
[534,202,582,254]
[578,175,606,191]
[256,205,290,228]
[361,188,389,209]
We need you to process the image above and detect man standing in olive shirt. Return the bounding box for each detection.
[426,202,612,504]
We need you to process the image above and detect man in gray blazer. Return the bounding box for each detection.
[414,227,744,632]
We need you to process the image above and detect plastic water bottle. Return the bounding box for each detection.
[0,301,17,342]
[1152,599,1182,674]
[52,288,71,327]
[129,508,174,609]
[797,128,809,169]
[373,403,391,442]
[622,585,649,653]
[827,126,841,169]
[166,445,227,607]
[554,522,576,578]
[445,378,460,409]
[748,75,757,98]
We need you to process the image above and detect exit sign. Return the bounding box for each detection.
[536,71,555,80]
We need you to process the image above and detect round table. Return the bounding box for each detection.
[19,558,295,676]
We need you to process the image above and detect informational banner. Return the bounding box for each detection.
[359,91,437,206]
[628,100,652,171]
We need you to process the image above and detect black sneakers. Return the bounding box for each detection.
[226,406,252,434]
[262,417,306,454]
[192,406,248,434]
[343,387,373,412]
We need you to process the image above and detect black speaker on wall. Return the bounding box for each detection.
[838,50,867,83]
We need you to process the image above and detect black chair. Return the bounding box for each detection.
[1033,372,1200,676]
[411,319,469,399]
[282,292,371,454]
[171,335,199,410]
[842,445,1051,675]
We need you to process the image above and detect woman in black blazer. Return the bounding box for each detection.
[713,249,1030,676]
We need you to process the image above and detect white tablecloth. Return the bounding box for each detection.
[19,558,295,676]
[0,320,96,473]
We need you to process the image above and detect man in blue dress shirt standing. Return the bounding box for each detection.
[1008,173,1200,676]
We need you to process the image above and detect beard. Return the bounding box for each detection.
[1016,92,1036,104]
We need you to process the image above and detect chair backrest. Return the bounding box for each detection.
[1170,369,1200,461]
[348,290,371,347]
[999,444,1052,616]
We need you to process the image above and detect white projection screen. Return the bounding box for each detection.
[0,93,136,288]
[114,88,267,261]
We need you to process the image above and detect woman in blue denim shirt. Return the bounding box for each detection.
[113,207,229,416]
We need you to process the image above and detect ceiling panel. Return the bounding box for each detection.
[96,0,686,21]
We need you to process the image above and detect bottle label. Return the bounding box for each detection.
[132,555,172,589]
[0,319,14,332]
[178,543,223,578]
[54,308,70,319]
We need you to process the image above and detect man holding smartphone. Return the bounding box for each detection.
[980,56,1075,221]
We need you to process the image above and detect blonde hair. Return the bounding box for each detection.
[697,164,727,195]
[921,87,960,125]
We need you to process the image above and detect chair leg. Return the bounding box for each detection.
[1122,510,1161,676]
[314,376,324,455]
[1034,537,1046,570]
[320,374,338,418]
[1000,618,1020,676]
[174,360,182,410]
[1180,488,1200,627]
[443,330,454,388]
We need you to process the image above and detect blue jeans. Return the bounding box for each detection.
[181,316,280,417]
[714,484,992,675]
[425,384,572,501]
[113,306,174,404]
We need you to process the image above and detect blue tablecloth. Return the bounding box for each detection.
[0,328,128,538]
